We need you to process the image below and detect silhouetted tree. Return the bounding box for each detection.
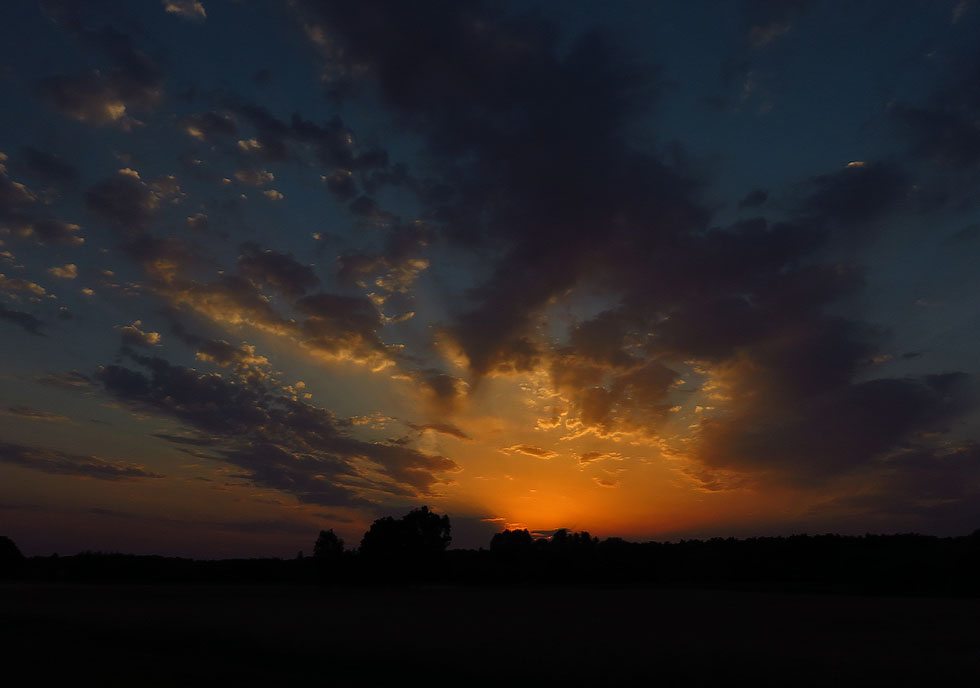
[490,528,535,555]
[548,529,598,553]
[400,506,451,553]
[359,507,451,580]
[313,529,344,561]
[0,535,24,578]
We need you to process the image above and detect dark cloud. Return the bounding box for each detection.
[294,0,702,376]
[414,369,469,415]
[0,303,44,335]
[694,346,976,484]
[37,370,92,389]
[37,23,165,129]
[0,163,80,247]
[85,170,161,235]
[1,406,70,422]
[237,242,319,299]
[194,339,266,369]
[0,439,160,480]
[163,1,206,23]
[287,0,979,491]
[807,442,980,534]
[324,168,357,200]
[25,218,85,246]
[16,146,78,185]
[179,111,237,141]
[95,351,459,504]
[796,162,908,233]
[295,291,392,364]
[150,432,219,446]
[336,220,431,297]
[741,0,813,47]
[738,188,768,209]
[949,223,980,244]
[408,422,471,441]
[896,105,980,170]
[223,100,391,184]
[892,40,980,172]
[118,321,161,348]
[166,318,269,375]
[121,235,194,283]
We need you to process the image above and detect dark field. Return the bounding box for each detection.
[2,583,978,685]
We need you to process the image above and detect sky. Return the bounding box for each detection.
[1,0,978,558]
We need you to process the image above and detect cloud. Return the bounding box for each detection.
[692,350,976,484]
[121,235,195,283]
[95,350,459,504]
[163,1,206,22]
[37,370,91,389]
[117,321,162,348]
[738,188,768,209]
[0,273,46,296]
[234,168,274,186]
[0,440,160,480]
[285,0,979,494]
[85,169,163,235]
[21,219,85,247]
[806,442,980,534]
[742,0,812,48]
[185,213,209,233]
[39,74,141,129]
[577,451,623,465]
[237,242,320,298]
[0,162,80,246]
[501,444,559,460]
[293,0,705,378]
[16,146,78,185]
[408,422,471,441]
[411,369,470,415]
[796,161,908,234]
[295,291,397,367]
[337,220,431,298]
[227,100,387,175]
[180,111,237,141]
[195,339,268,370]
[1,406,70,422]
[166,274,289,332]
[37,25,164,129]
[166,319,270,376]
[48,263,78,279]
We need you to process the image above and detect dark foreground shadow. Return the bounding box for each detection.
[2,583,978,686]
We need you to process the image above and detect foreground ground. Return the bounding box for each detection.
[2,583,978,685]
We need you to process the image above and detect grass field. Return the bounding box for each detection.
[2,583,978,685]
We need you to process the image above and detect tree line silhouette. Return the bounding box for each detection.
[3,508,980,595]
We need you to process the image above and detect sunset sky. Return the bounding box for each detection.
[1,0,978,557]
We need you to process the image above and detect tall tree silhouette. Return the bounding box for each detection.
[490,528,535,555]
[358,507,451,581]
[313,529,344,560]
[0,536,24,579]
[359,506,451,558]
